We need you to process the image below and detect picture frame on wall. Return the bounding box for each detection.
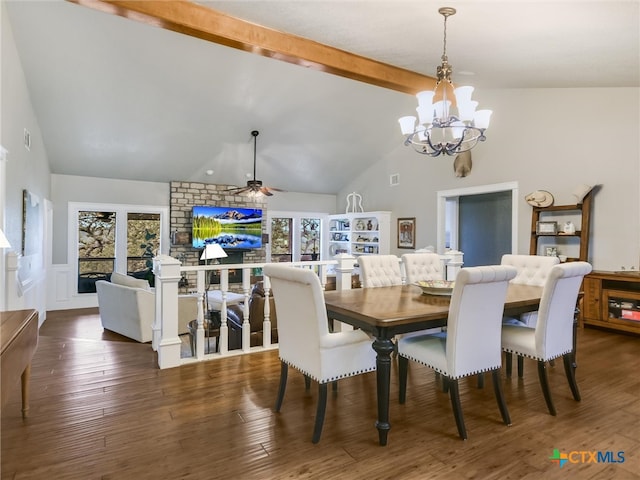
[397,217,416,249]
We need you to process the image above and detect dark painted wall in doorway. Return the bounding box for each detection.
[459,191,512,267]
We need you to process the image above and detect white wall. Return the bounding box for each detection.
[338,87,640,271]
[51,175,339,265]
[50,174,169,264]
[1,2,51,317]
[267,190,337,213]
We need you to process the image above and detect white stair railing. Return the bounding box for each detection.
[154,255,356,369]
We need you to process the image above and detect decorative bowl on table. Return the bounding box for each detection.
[414,280,455,296]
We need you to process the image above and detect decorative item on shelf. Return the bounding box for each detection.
[227,130,284,197]
[536,221,558,235]
[345,192,364,213]
[355,220,366,231]
[572,184,594,204]
[367,220,373,231]
[563,221,576,234]
[525,190,554,207]
[545,246,558,257]
[398,7,491,157]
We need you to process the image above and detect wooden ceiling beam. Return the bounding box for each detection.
[67,0,436,95]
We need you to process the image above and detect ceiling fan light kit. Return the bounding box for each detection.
[398,7,491,157]
[227,130,284,197]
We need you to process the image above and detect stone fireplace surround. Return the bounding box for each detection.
[169,181,267,290]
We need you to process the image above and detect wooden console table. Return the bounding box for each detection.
[1,309,39,417]
[583,271,640,334]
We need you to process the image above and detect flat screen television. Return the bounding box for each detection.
[192,206,263,249]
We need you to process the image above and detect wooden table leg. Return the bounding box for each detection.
[21,364,31,418]
[372,336,395,446]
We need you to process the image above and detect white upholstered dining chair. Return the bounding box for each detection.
[500,254,560,377]
[397,265,517,440]
[358,254,403,288]
[401,252,445,283]
[263,264,377,443]
[501,261,592,416]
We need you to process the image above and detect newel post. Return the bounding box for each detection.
[153,255,181,369]
[334,253,356,291]
[333,253,356,332]
[443,250,464,281]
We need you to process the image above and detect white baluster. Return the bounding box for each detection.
[219,268,229,355]
[262,275,272,347]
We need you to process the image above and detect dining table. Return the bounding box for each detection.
[323,282,543,446]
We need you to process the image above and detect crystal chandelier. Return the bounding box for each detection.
[398,7,491,157]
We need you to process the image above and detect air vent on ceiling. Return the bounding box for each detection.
[390,173,400,186]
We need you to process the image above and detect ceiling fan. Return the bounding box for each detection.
[227,130,284,197]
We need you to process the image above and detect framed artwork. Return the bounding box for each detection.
[22,189,42,256]
[397,217,416,249]
[536,221,558,235]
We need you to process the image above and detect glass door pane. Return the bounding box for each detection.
[77,211,116,293]
[271,218,292,262]
[127,212,161,277]
[300,218,321,261]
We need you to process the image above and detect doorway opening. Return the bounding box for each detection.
[437,182,519,267]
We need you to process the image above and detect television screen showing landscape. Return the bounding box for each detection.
[192,206,263,249]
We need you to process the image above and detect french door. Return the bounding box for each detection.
[69,202,168,294]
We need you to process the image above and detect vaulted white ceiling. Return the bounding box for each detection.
[5,0,639,194]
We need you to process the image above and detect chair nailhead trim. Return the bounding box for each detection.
[398,353,499,380]
[280,358,376,384]
[501,348,571,362]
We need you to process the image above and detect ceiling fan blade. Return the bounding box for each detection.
[227,186,250,194]
[266,186,285,192]
[259,187,274,196]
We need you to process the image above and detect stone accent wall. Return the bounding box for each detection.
[169,181,267,277]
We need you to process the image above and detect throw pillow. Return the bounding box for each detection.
[110,271,150,290]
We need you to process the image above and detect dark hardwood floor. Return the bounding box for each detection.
[2,308,639,479]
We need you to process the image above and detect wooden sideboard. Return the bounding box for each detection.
[1,309,39,417]
[583,271,640,334]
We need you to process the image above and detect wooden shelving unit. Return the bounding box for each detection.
[583,271,640,334]
[328,211,390,257]
[529,188,595,262]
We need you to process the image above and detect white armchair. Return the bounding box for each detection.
[96,272,198,343]
[500,254,560,377]
[402,252,445,283]
[264,264,376,443]
[358,255,403,288]
[398,265,517,439]
[502,262,592,415]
